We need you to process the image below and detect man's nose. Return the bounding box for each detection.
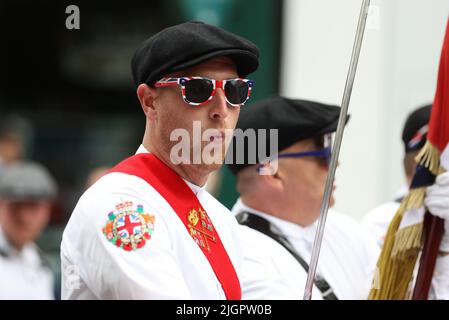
[209,88,229,121]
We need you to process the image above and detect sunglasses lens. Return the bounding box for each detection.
[184,79,214,104]
[224,79,249,105]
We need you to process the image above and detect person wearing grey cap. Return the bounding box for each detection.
[61,21,259,299]
[0,161,57,299]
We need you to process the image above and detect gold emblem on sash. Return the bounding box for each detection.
[187,208,216,251]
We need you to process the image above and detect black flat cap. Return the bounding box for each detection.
[402,104,431,153]
[0,161,58,201]
[227,96,347,175]
[131,21,260,87]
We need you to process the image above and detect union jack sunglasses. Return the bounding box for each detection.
[154,76,254,107]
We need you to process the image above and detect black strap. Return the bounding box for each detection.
[237,211,338,300]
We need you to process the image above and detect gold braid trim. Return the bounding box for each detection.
[369,141,441,300]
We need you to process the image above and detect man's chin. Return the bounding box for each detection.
[199,161,224,173]
[208,162,223,172]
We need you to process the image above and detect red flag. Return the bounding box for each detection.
[428,18,449,165]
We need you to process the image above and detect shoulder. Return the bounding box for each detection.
[327,210,368,234]
[326,210,379,253]
[238,224,299,270]
[326,211,363,236]
[61,171,174,261]
[61,172,194,299]
[81,172,166,207]
[68,171,172,223]
[361,201,400,247]
[362,201,399,228]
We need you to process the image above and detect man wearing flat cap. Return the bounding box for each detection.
[0,161,57,299]
[229,96,449,299]
[61,21,259,299]
[363,104,432,247]
[227,96,379,299]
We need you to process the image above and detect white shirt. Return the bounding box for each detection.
[362,201,400,248]
[232,199,380,300]
[61,146,242,299]
[362,186,407,247]
[0,228,54,299]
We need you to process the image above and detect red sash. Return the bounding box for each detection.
[109,153,241,300]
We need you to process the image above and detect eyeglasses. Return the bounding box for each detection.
[256,133,334,173]
[278,148,331,164]
[155,77,254,107]
[256,147,332,173]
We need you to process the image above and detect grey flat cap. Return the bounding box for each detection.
[0,161,58,201]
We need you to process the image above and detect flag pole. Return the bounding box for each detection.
[303,0,371,300]
[412,214,444,299]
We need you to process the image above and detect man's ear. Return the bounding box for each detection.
[137,84,158,120]
[260,162,284,190]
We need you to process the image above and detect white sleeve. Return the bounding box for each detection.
[429,254,449,300]
[61,191,192,299]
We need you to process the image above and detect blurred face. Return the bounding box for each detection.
[139,57,241,184]
[278,137,334,225]
[0,200,51,250]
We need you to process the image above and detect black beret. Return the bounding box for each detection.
[226,96,347,175]
[402,104,431,153]
[131,21,260,87]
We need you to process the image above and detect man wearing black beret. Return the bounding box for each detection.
[363,104,432,247]
[230,97,449,300]
[61,21,259,299]
[228,96,380,299]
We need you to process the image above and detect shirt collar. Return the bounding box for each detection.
[135,144,205,196]
[232,198,318,242]
[136,144,149,155]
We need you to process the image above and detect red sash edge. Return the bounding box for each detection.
[109,153,241,300]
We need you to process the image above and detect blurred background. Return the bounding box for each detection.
[0,0,448,299]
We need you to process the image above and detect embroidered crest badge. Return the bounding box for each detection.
[187,208,216,251]
[102,201,155,251]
